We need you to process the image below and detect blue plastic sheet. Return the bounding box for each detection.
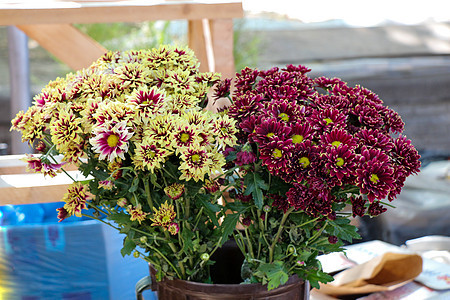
[0,202,157,300]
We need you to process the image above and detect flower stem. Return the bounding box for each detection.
[148,244,182,278]
[269,207,295,263]
[144,178,153,210]
[244,226,255,259]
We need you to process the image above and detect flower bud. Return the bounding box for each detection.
[117,198,127,207]
[140,236,148,244]
[200,253,210,261]
[133,251,140,258]
[296,260,305,266]
[263,205,271,213]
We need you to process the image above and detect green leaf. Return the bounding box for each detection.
[181,228,195,252]
[107,211,130,224]
[302,269,334,289]
[121,236,136,257]
[259,261,289,291]
[220,213,240,245]
[129,176,140,193]
[243,173,268,210]
[197,195,220,227]
[327,218,361,243]
[149,173,162,189]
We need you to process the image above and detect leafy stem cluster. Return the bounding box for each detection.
[221,152,361,290]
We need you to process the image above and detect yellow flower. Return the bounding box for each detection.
[127,205,149,224]
[62,182,88,218]
[179,147,212,182]
[133,139,172,172]
[50,107,83,153]
[150,201,176,228]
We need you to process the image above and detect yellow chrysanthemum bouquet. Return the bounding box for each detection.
[11,45,238,282]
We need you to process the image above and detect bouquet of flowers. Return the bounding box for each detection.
[216,65,421,289]
[11,46,238,283]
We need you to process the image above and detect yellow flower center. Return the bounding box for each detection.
[162,215,171,223]
[336,157,344,167]
[180,133,190,143]
[107,134,120,147]
[191,154,200,162]
[272,148,282,158]
[370,174,380,184]
[332,141,341,147]
[267,132,275,138]
[299,156,310,168]
[324,118,333,125]
[279,113,289,122]
[292,134,304,144]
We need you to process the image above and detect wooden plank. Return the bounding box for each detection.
[17,24,107,70]
[0,2,244,25]
[210,18,235,80]
[188,19,209,73]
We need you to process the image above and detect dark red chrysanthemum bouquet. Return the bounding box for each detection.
[215,65,421,289]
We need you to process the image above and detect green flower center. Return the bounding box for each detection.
[332,141,341,147]
[162,215,171,223]
[324,118,333,125]
[336,157,344,167]
[180,133,190,143]
[272,148,282,158]
[299,156,310,168]
[292,134,304,144]
[370,174,380,184]
[278,113,289,122]
[267,132,275,138]
[107,134,120,147]
[148,150,156,158]
[191,154,200,162]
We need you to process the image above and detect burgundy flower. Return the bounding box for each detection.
[328,235,338,244]
[323,144,357,184]
[314,76,345,91]
[310,94,351,113]
[308,106,347,133]
[233,67,260,93]
[351,196,367,217]
[253,118,291,145]
[381,107,404,134]
[262,99,304,124]
[242,216,252,227]
[289,122,313,144]
[236,193,253,203]
[228,93,264,121]
[368,201,387,216]
[320,128,357,149]
[353,103,384,130]
[287,185,334,218]
[213,78,231,100]
[259,139,292,175]
[270,194,290,213]
[236,149,257,166]
[282,64,311,74]
[356,147,395,203]
[392,135,421,177]
[355,128,394,152]
[284,140,318,184]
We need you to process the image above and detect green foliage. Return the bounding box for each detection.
[243,172,268,209]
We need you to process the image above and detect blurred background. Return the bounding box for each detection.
[0,0,449,298]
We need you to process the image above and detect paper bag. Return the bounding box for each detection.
[317,252,423,296]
